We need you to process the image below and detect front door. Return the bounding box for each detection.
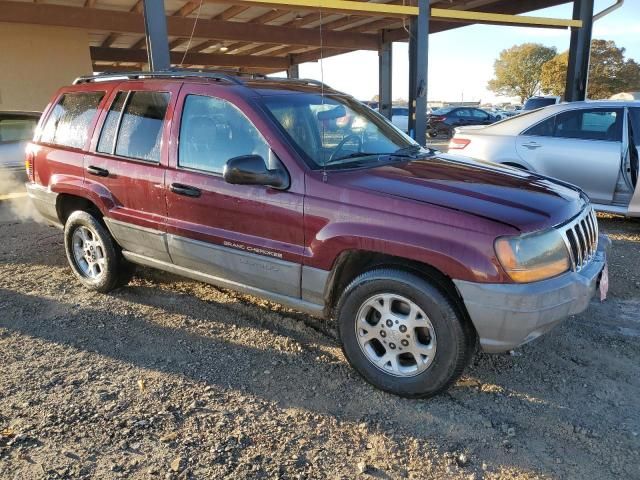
[85,81,181,262]
[164,84,305,298]
[516,107,624,204]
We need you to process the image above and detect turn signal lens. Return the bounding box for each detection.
[448,138,470,149]
[495,229,570,283]
[25,150,35,182]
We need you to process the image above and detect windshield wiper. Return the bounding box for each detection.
[393,144,423,156]
[328,148,421,165]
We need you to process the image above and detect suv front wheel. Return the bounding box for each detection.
[64,210,132,293]
[336,269,474,398]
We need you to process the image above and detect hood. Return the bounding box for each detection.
[330,154,586,232]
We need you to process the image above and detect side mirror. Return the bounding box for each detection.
[223,155,289,190]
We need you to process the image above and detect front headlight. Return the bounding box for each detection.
[495,228,570,283]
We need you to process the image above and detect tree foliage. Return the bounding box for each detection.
[487,43,557,102]
[541,39,640,99]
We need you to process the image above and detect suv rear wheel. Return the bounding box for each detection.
[336,269,473,398]
[64,211,132,293]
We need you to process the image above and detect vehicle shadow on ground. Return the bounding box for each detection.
[1,285,632,479]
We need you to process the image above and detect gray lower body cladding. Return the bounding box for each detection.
[454,235,610,353]
[102,218,328,317]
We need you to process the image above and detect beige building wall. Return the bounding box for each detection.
[0,23,93,112]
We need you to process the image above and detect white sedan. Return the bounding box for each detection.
[448,101,640,217]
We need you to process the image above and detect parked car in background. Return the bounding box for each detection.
[26,71,608,398]
[523,96,561,111]
[0,111,40,169]
[427,107,496,138]
[390,106,409,132]
[449,101,640,217]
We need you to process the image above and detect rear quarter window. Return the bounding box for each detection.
[40,92,104,149]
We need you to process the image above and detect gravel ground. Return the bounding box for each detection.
[0,189,639,479]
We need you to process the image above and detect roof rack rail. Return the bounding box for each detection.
[247,76,333,89]
[73,68,334,91]
[73,69,245,85]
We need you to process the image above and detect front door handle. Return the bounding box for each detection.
[87,165,109,177]
[522,142,542,150]
[170,183,201,198]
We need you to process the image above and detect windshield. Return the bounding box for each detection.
[261,93,421,169]
[431,107,454,115]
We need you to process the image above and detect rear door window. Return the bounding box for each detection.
[629,108,640,141]
[523,116,556,137]
[114,91,169,162]
[554,108,622,141]
[40,92,104,149]
[97,92,127,154]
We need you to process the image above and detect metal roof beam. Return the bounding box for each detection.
[90,46,290,69]
[0,1,379,50]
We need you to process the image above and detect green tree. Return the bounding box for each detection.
[487,43,557,102]
[541,39,640,99]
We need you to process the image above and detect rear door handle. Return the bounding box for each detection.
[170,183,201,198]
[87,165,109,177]
[522,142,542,149]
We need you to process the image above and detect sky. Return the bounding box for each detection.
[290,0,640,104]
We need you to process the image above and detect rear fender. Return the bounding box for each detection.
[50,174,115,216]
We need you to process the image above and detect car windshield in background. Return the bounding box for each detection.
[523,98,557,110]
[431,107,455,115]
[262,93,421,170]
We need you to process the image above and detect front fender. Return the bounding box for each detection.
[306,221,508,283]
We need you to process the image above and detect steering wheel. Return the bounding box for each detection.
[329,134,362,162]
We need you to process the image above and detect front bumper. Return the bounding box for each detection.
[454,234,610,353]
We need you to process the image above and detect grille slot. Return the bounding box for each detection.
[559,207,598,272]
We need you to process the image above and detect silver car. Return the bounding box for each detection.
[449,101,640,217]
[0,111,41,170]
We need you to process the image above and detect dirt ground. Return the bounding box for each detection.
[0,186,639,479]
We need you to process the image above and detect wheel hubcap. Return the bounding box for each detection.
[355,293,437,377]
[71,226,106,280]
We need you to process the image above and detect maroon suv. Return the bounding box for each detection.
[26,71,608,398]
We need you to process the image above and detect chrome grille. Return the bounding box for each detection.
[559,207,599,272]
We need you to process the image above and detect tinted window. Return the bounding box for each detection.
[554,109,622,141]
[0,116,38,143]
[115,91,169,162]
[471,109,489,119]
[453,109,470,117]
[524,116,556,137]
[40,92,104,148]
[179,95,269,174]
[392,107,409,116]
[97,92,127,154]
[630,108,640,144]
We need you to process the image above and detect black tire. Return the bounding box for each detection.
[63,210,133,293]
[336,269,474,398]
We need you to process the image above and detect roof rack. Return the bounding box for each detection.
[73,69,245,85]
[73,68,333,90]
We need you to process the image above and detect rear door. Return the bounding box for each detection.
[86,81,181,262]
[516,107,623,204]
[164,84,305,298]
[628,107,640,214]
